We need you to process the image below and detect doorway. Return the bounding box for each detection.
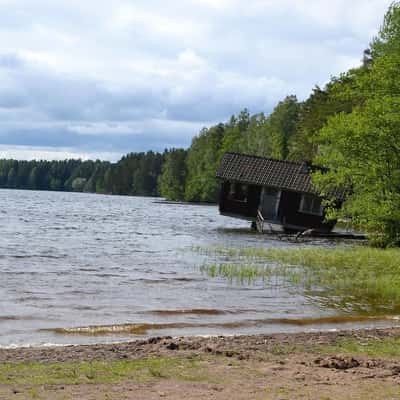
[259,187,281,221]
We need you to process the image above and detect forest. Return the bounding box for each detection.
[1,2,399,246]
[0,151,164,197]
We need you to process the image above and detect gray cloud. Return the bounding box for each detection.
[0,0,393,160]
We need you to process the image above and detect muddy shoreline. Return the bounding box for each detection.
[2,328,400,399]
[2,327,400,363]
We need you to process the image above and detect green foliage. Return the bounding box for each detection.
[71,177,87,191]
[239,113,270,157]
[313,3,400,247]
[265,95,300,160]
[185,124,225,202]
[219,109,251,155]
[0,152,163,197]
[370,1,400,59]
[158,148,187,201]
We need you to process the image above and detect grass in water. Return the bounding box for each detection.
[200,263,275,283]
[0,357,206,385]
[199,246,400,309]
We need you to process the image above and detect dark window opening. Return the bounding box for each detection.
[299,194,323,216]
[228,182,248,202]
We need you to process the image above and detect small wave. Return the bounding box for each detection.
[0,315,35,321]
[143,309,228,316]
[0,316,19,321]
[17,296,53,302]
[73,305,99,311]
[46,315,400,336]
[142,309,259,316]
[129,277,202,284]
[46,323,185,336]
[10,254,64,260]
[93,273,125,278]
[0,342,75,349]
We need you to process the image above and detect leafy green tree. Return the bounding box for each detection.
[71,177,87,191]
[185,124,225,202]
[7,166,17,188]
[158,149,187,201]
[218,109,250,156]
[235,113,271,157]
[28,166,39,189]
[370,1,400,59]
[265,95,300,160]
[313,2,400,246]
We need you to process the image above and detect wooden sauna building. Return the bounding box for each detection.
[216,152,342,232]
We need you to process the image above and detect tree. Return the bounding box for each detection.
[370,1,400,59]
[185,124,225,202]
[158,149,187,201]
[265,95,300,160]
[28,166,39,189]
[219,109,251,156]
[313,2,400,246]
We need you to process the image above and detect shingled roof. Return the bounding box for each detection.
[216,152,324,196]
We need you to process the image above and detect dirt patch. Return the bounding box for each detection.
[1,328,400,399]
[315,355,361,369]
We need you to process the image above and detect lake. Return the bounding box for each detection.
[0,189,398,348]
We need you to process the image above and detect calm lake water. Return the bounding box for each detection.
[0,189,398,348]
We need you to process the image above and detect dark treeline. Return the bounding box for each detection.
[0,151,164,196]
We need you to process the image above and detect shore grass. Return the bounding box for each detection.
[199,246,400,309]
[0,356,206,386]
[323,337,400,358]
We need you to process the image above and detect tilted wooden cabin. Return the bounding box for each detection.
[216,152,342,232]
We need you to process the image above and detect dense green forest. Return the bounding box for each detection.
[0,151,164,196]
[1,3,399,245]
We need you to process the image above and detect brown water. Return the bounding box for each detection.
[0,189,398,348]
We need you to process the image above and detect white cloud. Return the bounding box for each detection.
[0,145,121,161]
[0,0,394,159]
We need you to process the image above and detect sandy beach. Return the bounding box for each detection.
[1,327,400,399]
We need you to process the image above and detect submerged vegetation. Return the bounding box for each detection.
[199,246,400,312]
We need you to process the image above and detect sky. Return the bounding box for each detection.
[0,0,393,161]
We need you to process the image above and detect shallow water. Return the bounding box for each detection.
[0,189,398,348]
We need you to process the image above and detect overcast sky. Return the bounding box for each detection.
[0,0,393,161]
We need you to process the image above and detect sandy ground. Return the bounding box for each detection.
[1,328,400,399]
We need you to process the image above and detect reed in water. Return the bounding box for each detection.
[199,246,400,312]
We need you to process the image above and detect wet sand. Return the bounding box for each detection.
[1,328,400,399]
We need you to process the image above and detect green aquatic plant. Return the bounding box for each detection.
[198,246,400,310]
[200,263,275,284]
